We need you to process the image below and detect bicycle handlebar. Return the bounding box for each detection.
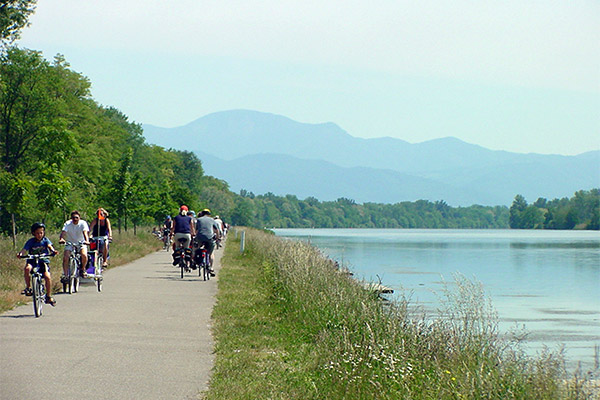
[18,253,56,259]
[90,235,112,242]
[62,240,88,246]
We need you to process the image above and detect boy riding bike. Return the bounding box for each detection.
[17,222,58,306]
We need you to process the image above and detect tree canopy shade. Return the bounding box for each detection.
[0,0,36,48]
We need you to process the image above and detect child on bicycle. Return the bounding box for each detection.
[17,222,58,306]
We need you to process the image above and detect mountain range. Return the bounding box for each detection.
[142,110,599,206]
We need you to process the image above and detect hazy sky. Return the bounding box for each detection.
[17,0,600,155]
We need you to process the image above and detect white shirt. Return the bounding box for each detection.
[62,219,90,243]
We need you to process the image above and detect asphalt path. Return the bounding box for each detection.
[1,246,221,400]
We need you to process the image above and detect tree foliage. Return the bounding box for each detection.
[0,0,36,48]
[509,190,599,230]
[0,48,237,237]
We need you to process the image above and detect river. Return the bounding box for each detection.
[273,228,600,372]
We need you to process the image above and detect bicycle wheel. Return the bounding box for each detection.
[68,257,77,294]
[96,254,103,292]
[180,259,185,279]
[32,275,43,317]
[206,253,211,281]
[62,276,68,293]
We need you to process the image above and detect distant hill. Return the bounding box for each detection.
[143,110,600,206]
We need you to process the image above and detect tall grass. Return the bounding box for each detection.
[209,228,597,399]
[0,229,161,313]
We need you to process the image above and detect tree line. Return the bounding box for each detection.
[232,192,510,229]
[509,190,599,230]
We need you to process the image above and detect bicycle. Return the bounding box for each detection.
[173,238,192,278]
[88,236,109,292]
[163,229,171,251]
[61,241,86,294]
[18,253,55,317]
[194,245,211,281]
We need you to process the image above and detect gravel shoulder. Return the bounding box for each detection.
[0,247,221,400]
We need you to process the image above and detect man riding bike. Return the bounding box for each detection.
[59,210,90,278]
[194,209,222,276]
[162,215,173,247]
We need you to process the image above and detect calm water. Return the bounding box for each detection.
[273,229,600,371]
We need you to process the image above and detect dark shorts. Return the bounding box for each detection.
[26,260,50,273]
[197,239,215,254]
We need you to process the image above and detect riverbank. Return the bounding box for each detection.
[207,228,596,399]
[0,230,162,313]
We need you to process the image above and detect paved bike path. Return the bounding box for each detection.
[0,247,221,400]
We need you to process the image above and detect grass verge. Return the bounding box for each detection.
[207,228,597,399]
[0,229,162,313]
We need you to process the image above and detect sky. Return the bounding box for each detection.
[16,0,600,155]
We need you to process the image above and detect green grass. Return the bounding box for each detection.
[0,229,162,313]
[207,228,597,399]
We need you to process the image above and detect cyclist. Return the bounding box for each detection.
[187,210,197,228]
[171,205,195,265]
[162,215,172,246]
[59,210,90,278]
[17,222,58,306]
[195,209,221,276]
[89,208,112,267]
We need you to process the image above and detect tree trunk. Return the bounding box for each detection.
[11,212,16,248]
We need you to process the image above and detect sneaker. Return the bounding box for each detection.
[209,269,216,277]
[44,296,56,306]
[60,276,68,284]
[21,288,33,296]
[79,269,88,278]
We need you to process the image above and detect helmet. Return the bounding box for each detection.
[166,215,171,220]
[31,222,46,234]
[190,211,196,217]
[180,205,189,211]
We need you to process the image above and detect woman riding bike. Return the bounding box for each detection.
[89,208,112,267]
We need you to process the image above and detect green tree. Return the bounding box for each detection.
[0,0,37,48]
[509,194,528,229]
[36,163,70,222]
[108,148,133,232]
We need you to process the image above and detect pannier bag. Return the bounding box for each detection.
[172,248,182,262]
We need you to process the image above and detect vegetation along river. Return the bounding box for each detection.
[273,228,600,372]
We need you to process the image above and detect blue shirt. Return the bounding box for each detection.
[173,214,192,234]
[23,237,53,255]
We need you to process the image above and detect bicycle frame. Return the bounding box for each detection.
[63,241,85,294]
[88,236,108,292]
[174,238,191,278]
[194,245,211,281]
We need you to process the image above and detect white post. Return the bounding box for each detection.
[240,231,245,253]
